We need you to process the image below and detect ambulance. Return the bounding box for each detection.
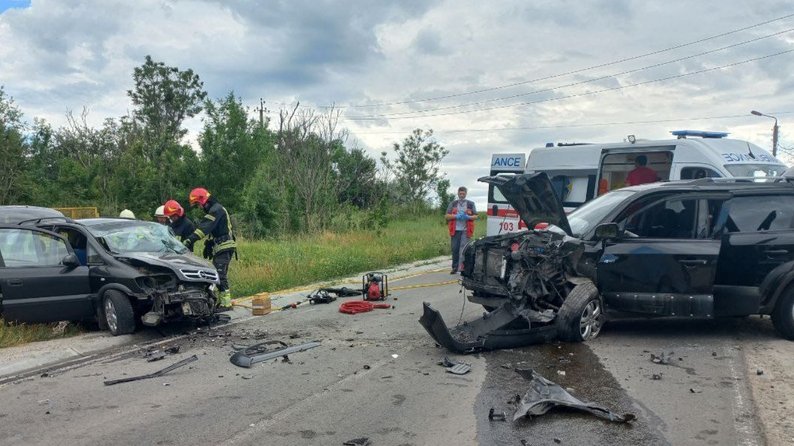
[485,130,788,236]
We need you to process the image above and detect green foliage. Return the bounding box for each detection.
[435,178,454,212]
[0,87,28,204]
[381,128,449,208]
[198,92,274,211]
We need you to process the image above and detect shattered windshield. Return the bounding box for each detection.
[85,221,188,254]
[724,163,787,180]
[567,190,636,237]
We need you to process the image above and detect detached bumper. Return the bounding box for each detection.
[418,302,558,354]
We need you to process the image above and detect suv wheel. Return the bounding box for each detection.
[103,290,136,336]
[556,282,604,342]
[772,286,794,340]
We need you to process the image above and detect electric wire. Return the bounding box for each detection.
[355,28,794,118]
[325,12,794,109]
[344,49,794,121]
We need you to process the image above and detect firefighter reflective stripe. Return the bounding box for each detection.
[213,207,236,254]
[204,214,216,221]
[194,228,206,239]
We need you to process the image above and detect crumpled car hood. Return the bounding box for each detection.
[117,252,213,269]
[479,172,572,236]
[116,252,218,283]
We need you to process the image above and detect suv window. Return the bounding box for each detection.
[0,228,69,267]
[619,197,699,239]
[726,195,794,232]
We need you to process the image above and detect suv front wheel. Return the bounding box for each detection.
[556,281,604,342]
[772,286,794,340]
[103,290,136,336]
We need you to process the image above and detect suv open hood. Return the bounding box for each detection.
[479,172,572,236]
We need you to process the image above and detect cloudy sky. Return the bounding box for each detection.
[1,0,793,208]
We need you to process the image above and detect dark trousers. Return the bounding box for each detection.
[213,250,233,292]
[451,230,469,271]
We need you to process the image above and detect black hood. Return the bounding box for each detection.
[115,252,219,284]
[479,172,572,236]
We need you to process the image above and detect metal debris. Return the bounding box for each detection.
[488,408,507,421]
[104,355,198,386]
[229,341,321,368]
[513,369,635,423]
[650,351,674,365]
[757,368,764,376]
[652,373,662,380]
[689,388,703,394]
[438,356,472,375]
[343,438,371,446]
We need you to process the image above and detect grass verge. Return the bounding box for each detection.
[0,321,84,349]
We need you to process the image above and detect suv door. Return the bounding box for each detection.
[596,193,727,317]
[715,193,794,315]
[0,227,93,323]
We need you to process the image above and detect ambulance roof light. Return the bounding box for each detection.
[670,130,729,139]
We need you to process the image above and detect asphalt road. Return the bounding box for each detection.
[0,269,770,446]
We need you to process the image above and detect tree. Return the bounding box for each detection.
[382,128,449,207]
[435,178,454,212]
[127,56,207,200]
[274,104,346,232]
[332,145,379,208]
[0,87,28,204]
[199,92,273,210]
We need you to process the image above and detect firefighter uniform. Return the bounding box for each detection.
[169,214,196,242]
[184,196,236,308]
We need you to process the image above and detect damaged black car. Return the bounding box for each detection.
[422,173,794,352]
[0,208,220,335]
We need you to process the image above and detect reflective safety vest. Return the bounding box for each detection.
[190,198,237,255]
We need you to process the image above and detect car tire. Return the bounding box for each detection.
[556,281,604,342]
[103,290,136,336]
[772,286,794,340]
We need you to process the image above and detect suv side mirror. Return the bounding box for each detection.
[62,253,80,268]
[594,223,620,240]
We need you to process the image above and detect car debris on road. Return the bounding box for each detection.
[104,355,198,386]
[513,369,635,423]
[229,341,321,368]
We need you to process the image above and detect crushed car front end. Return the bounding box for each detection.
[420,173,604,352]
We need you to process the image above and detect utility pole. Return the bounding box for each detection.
[751,110,779,157]
[256,98,266,127]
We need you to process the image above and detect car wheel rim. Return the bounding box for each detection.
[579,299,603,340]
[105,299,118,332]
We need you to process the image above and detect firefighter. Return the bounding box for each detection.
[163,199,195,242]
[183,187,236,310]
[154,205,168,225]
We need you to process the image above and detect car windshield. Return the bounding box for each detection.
[724,163,787,180]
[85,221,188,254]
[567,190,636,236]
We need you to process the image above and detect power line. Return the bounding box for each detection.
[344,49,794,121]
[358,28,794,118]
[326,12,794,109]
[349,112,794,135]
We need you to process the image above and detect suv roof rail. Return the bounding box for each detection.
[689,176,788,185]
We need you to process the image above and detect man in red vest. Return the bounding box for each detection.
[445,186,478,274]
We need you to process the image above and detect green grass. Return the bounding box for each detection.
[231,213,486,297]
[0,214,487,347]
[0,321,84,349]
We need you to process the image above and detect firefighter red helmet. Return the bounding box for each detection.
[163,200,184,218]
[189,188,211,207]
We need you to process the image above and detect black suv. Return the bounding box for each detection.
[421,173,794,352]
[0,206,219,335]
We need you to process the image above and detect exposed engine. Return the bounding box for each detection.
[462,229,583,323]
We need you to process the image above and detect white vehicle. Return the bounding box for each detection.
[485,153,526,236]
[486,130,787,236]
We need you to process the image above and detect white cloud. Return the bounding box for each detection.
[1,0,793,209]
